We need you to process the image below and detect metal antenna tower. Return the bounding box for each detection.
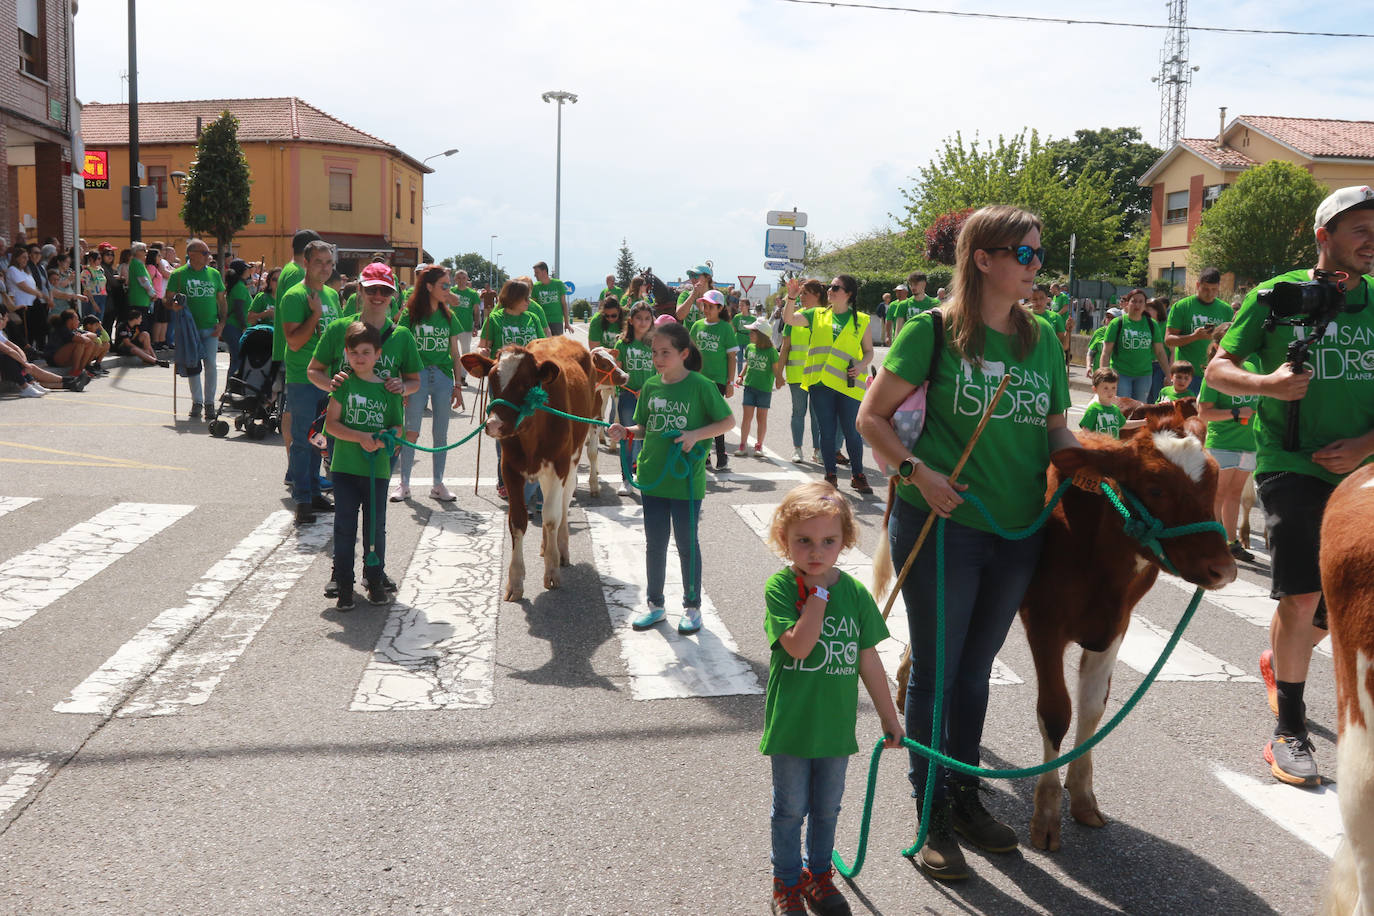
[1152,0,1198,148]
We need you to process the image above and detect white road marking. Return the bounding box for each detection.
[400,465,812,488]
[1118,612,1259,681]
[730,503,1022,687]
[0,496,38,518]
[1216,766,1343,858]
[1156,574,1331,658]
[0,756,55,822]
[352,509,505,711]
[583,504,762,700]
[110,518,331,718]
[0,502,193,634]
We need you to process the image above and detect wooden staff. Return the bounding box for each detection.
[881,374,1012,620]
[472,374,488,496]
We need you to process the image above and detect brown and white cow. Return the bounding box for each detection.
[462,337,600,601]
[1319,464,1374,916]
[588,346,629,474]
[880,407,1235,850]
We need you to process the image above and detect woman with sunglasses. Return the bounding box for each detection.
[1097,288,1169,403]
[857,206,1074,882]
[396,266,466,502]
[779,274,874,493]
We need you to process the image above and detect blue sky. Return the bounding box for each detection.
[73,1,1374,296]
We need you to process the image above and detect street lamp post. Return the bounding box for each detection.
[490,234,498,289]
[422,148,459,166]
[541,90,578,281]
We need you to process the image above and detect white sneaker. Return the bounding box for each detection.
[617,481,632,496]
[791,447,803,463]
[753,445,764,457]
[733,445,747,456]
[812,448,822,463]
[20,383,45,398]
[390,484,411,502]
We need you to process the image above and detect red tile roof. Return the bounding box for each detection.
[1237,116,1374,160]
[1178,138,1256,170]
[80,97,430,171]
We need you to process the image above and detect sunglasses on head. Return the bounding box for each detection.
[984,245,1046,266]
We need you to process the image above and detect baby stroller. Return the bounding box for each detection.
[210,325,281,439]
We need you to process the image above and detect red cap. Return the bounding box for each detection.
[97,242,115,252]
[359,262,395,290]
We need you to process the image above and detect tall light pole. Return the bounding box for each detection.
[541,90,578,281]
[489,234,498,288]
[422,148,459,166]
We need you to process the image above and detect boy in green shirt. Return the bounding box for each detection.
[1157,361,1195,402]
[1079,368,1141,438]
[323,321,404,610]
[531,261,567,334]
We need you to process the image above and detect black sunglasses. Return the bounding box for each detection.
[828,283,847,292]
[983,245,1045,266]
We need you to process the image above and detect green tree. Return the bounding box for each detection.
[1046,127,1162,227]
[808,228,912,275]
[444,252,507,289]
[1188,161,1328,284]
[614,238,638,288]
[179,111,252,267]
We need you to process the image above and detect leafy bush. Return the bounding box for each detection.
[570,298,592,321]
[924,208,974,264]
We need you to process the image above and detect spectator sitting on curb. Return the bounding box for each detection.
[44,309,101,382]
[113,310,168,367]
[0,321,87,394]
[80,314,111,373]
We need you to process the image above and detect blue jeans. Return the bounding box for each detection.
[331,471,388,588]
[770,754,849,884]
[809,384,865,477]
[401,364,454,485]
[1148,364,1166,404]
[888,497,1044,803]
[188,327,220,406]
[83,294,106,320]
[787,382,834,451]
[1116,372,1152,401]
[642,494,701,608]
[617,390,642,467]
[223,322,244,380]
[286,382,325,505]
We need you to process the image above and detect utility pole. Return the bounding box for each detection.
[126,0,141,241]
[541,90,578,281]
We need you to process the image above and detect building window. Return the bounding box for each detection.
[329,170,352,211]
[394,180,401,219]
[17,0,46,80]
[145,165,169,208]
[1165,190,1189,225]
[1202,183,1228,212]
[1159,265,1187,290]
[409,188,415,224]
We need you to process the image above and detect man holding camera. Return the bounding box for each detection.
[1166,267,1231,393]
[1205,186,1374,787]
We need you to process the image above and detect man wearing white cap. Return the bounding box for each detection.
[1205,185,1374,788]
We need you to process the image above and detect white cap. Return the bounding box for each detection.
[699,289,726,307]
[745,317,773,335]
[1107,307,1124,318]
[1315,185,1374,231]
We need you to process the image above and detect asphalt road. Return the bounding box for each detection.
[0,330,1341,915]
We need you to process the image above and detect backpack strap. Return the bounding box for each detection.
[927,308,944,383]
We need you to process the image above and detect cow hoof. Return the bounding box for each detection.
[1070,801,1107,829]
[505,584,523,602]
[589,482,601,497]
[560,555,572,568]
[1029,815,1062,852]
[544,574,560,589]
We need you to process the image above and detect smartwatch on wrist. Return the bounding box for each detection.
[1231,407,1241,421]
[810,586,830,603]
[898,457,922,481]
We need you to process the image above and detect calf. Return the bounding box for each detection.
[879,409,1235,851]
[1319,464,1374,916]
[461,337,597,601]
[587,346,629,490]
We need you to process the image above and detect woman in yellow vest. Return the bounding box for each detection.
[780,274,875,494]
[776,279,839,464]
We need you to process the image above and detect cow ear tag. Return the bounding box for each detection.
[1071,469,1107,493]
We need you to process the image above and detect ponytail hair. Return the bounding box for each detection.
[651,321,702,372]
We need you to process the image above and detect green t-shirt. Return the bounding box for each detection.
[329,373,404,478]
[532,280,567,324]
[615,338,654,392]
[1166,294,1232,371]
[742,343,778,391]
[480,308,546,350]
[731,312,753,351]
[399,306,462,373]
[1219,271,1374,484]
[690,319,738,384]
[1158,386,1186,402]
[127,259,152,310]
[677,288,704,327]
[1088,326,1108,369]
[452,287,480,334]
[1053,292,1070,311]
[272,260,305,360]
[759,569,888,758]
[598,285,624,304]
[1198,358,1261,453]
[279,283,342,384]
[227,284,251,328]
[587,313,624,349]
[165,264,226,330]
[525,301,550,333]
[313,316,421,382]
[910,295,939,316]
[632,371,732,500]
[884,311,1071,532]
[1106,314,1163,377]
[1037,307,1067,338]
[1079,400,1126,438]
[248,291,275,324]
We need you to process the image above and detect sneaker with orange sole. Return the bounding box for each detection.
[1264,733,1319,787]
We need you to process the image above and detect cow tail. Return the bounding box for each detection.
[872,476,898,601]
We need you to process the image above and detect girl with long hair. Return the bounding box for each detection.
[247,267,280,326]
[223,259,254,378]
[396,266,466,502]
[1196,322,1259,561]
[613,302,655,495]
[857,205,1074,882]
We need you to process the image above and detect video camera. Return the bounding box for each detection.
[1258,269,1350,451]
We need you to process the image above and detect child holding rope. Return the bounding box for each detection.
[762,482,903,916]
[323,322,403,611]
[606,322,733,635]
[613,302,655,496]
[735,318,780,457]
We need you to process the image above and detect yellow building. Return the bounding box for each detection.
[76,97,432,277]
[1139,115,1374,290]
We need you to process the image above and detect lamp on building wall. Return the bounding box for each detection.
[169,169,188,193]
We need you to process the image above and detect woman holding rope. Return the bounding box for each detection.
[856,205,1075,882]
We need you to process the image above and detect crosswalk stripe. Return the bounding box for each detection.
[0,496,38,518]
[730,503,1023,688]
[352,509,505,711]
[1118,613,1259,681]
[583,504,762,700]
[1215,766,1342,857]
[110,518,332,718]
[0,756,55,823]
[0,502,193,634]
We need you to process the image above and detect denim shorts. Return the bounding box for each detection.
[1210,448,1256,471]
[741,386,772,409]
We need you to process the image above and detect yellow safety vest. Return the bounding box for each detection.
[784,322,810,384]
[802,308,869,401]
